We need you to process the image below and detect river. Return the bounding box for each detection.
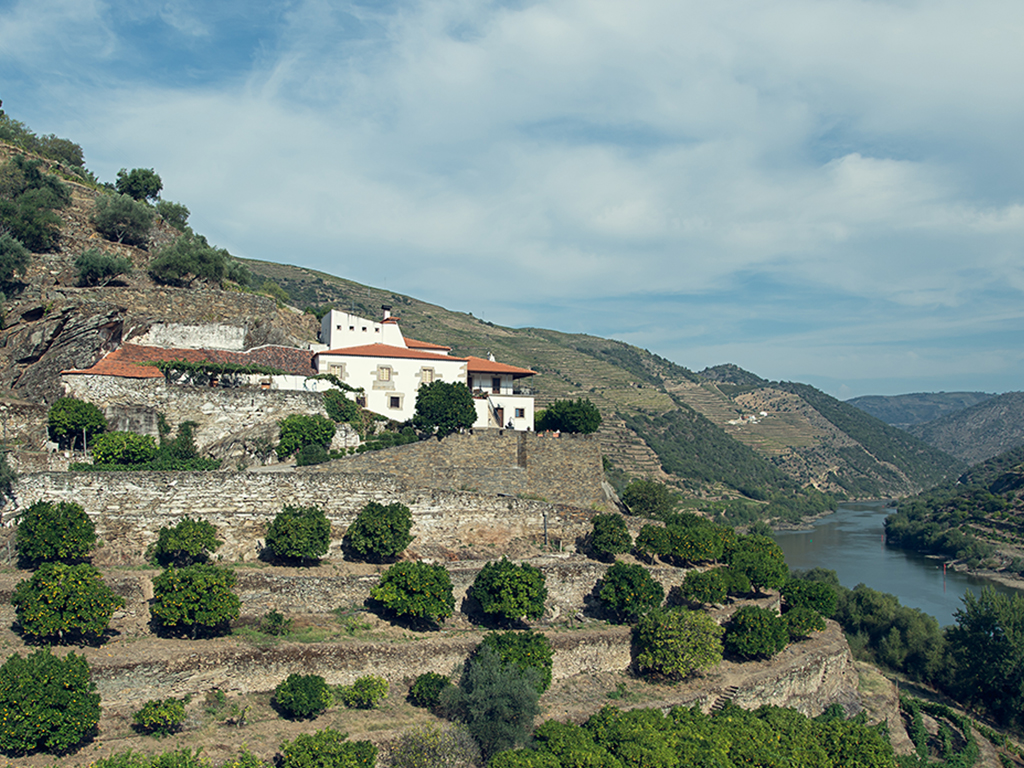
[773,500,1023,628]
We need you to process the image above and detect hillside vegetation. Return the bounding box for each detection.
[846,391,994,428]
[906,391,1024,464]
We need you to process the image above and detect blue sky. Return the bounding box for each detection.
[2,0,1022,399]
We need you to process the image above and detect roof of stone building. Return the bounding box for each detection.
[63,343,317,379]
[465,356,536,377]
[317,343,465,363]
[404,337,452,352]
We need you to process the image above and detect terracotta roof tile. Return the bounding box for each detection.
[405,337,452,351]
[465,356,536,376]
[317,343,466,363]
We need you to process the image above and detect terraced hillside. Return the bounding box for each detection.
[246,260,962,507]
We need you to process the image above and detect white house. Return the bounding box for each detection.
[314,306,536,430]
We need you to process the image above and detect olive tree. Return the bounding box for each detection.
[91,193,154,246]
[115,167,162,201]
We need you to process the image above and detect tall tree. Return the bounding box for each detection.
[413,380,477,439]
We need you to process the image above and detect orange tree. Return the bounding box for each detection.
[150,564,240,638]
[12,563,123,643]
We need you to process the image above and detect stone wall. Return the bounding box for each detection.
[0,399,48,449]
[325,430,606,509]
[13,471,596,564]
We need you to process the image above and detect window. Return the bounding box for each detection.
[492,377,501,394]
[328,364,344,377]
[362,326,367,332]
[389,396,401,409]
[515,408,525,418]
[377,366,392,382]
[349,325,354,331]
[421,367,435,384]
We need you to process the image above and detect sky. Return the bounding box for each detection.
[1,0,1022,400]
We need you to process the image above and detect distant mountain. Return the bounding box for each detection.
[846,392,995,429]
[906,392,1024,465]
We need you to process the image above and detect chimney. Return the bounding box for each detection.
[382,304,392,321]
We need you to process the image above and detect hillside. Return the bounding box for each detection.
[905,391,1024,464]
[846,391,995,428]
[885,442,1024,569]
[0,127,963,516]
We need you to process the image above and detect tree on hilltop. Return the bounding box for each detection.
[115,167,162,202]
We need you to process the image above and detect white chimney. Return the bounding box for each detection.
[382,304,392,321]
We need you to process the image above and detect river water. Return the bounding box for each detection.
[773,500,1023,628]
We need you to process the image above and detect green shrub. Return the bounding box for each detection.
[148,232,234,286]
[280,728,376,768]
[337,675,388,709]
[589,514,631,560]
[150,564,240,638]
[276,413,336,459]
[679,569,727,606]
[412,380,477,439]
[633,608,724,680]
[0,233,30,284]
[265,505,331,564]
[439,646,540,761]
[390,724,480,768]
[370,561,454,625]
[149,518,222,566]
[724,605,789,659]
[47,396,107,450]
[16,499,96,563]
[324,389,360,423]
[598,561,664,623]
[470,557,547,624]
[260,610,293,636]
[0,155,69,252]
[784,605,826,640]
[0,648,100,755]
[155,199,190,231]
[295,442,330,466]
[133,697,187,736]
[718,565,752,596]
[345,501,413,562]
[91,192,154,246]
[90,431,158,465]
[535,398,601,434]
[782,578,838,617]
[12,562,124,643]
[75,248,133,286]
[481,630,554,692]
[622,479,678,518]
[115,167,162,201]
[275,674,333,719]
[409,672,452,709]
[634,524,671,561]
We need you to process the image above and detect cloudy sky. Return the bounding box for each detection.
[2,0,1022,399]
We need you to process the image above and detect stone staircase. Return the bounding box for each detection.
[710,685,741,712]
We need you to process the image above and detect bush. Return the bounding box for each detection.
[0,451,13,507]
[370,561,455,625]
[91,192,154,246]
[133,697,186,736]
[260,610,293,636]
[679,569,727,606]
[324,389,360,423]
[782,578,838,618]
[155,199,190,231]
[275,674,333,719]
[265,505,331,564]
[16,499,96,563]
[150,564,240,638]
[413,380,477,439]
[0,648,100,755]
[75,248,133,286]
[276,413,336,459]
[279,728,377,768]
[634,524,671,561]
[295,442,330,466]
[149,518,222,566]
[409,672,452,709]
[439,646,540,761]
[344,501,413,562]
[390,724,480,768]
[90,431,158,466]
[0,233,30,284]
[0,155,69,252]
[336,675,388,709]
[470,557,547,624]
[12,562,124,643]
[598,561,664,623]
[47,396,107,450]
[590,514,631,560]
[718,565,752,596]
[115,168,162,201]
[621,480,678,518]
[535,398,601,434]
[481,630,555,692]
[633,608,724,680]
[784,605,826,640]
[724,605,789,659]
[148,232,234,286]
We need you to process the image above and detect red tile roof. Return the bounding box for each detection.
[63,343,317,379]
[317,343,466,363]
[405,337,452,352]
[465,356,536,377]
